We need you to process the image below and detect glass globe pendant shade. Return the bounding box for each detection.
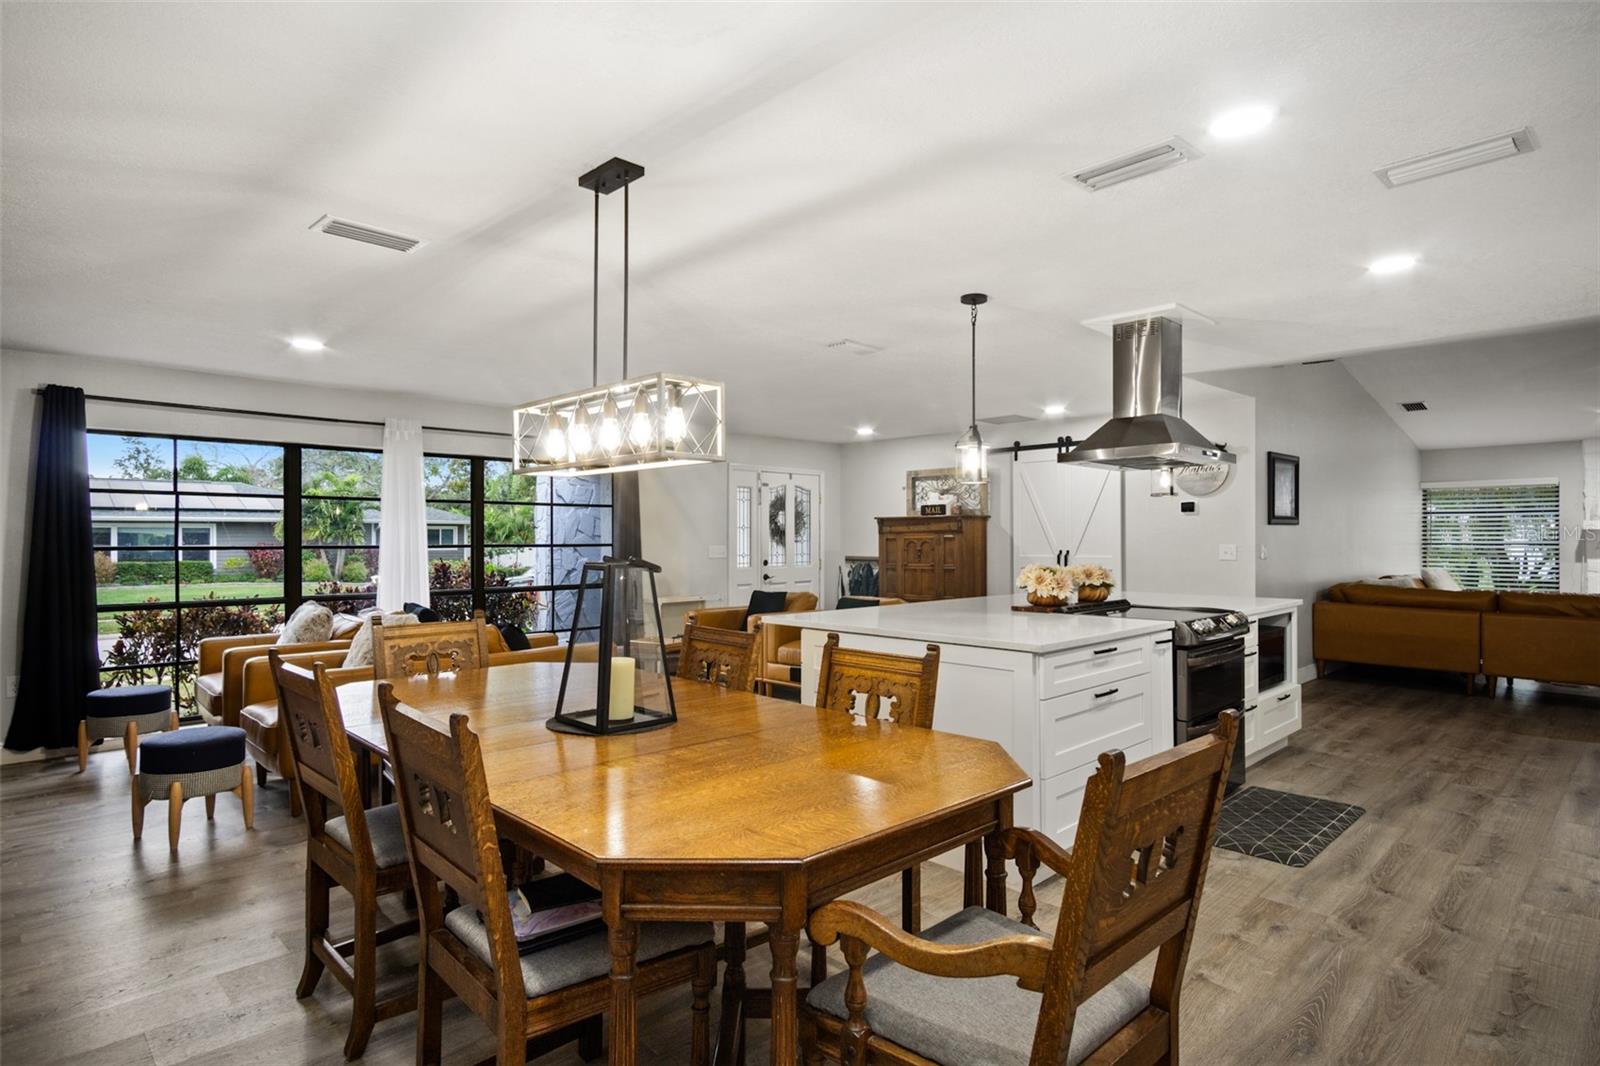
[956,423,987,484]
[1151,468,1176,497]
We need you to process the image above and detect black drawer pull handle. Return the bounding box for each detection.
[1277,692,1292,702]
[1093,687,1120,699]
[1154,638,1173,646]
[1092,646,1119,656]
[1244,704,1257,712]
[1244,651,1258,658]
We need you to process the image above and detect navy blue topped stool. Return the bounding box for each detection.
[79,684,177,775]
[133,725,253,851]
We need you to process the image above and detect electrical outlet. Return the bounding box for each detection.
[707,545,727,559]
[1259,544,1268,560]
[1218,543,1238,561]
[5,676,17,700]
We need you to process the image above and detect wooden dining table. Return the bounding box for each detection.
[336,660,1030,1065]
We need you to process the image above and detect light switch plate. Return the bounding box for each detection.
[1218,543,1238,561]
[707,545,728,559]
[5,676,17,700]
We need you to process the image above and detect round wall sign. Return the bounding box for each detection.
[1174,463,1232,497]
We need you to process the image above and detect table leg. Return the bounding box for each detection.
[769,878,805,1066]
[603,873,638,1066]
[985,797,1013,915]
[963,840,983,907]
[714,923,747,1066]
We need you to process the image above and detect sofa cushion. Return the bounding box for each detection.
[140,726,245,775]
[1328,584,1496,612]
[325,803,409,869]
[1369,575,1424,588]
[239,701,280,754]
[194,673,224,714]
[1498,591,1600,618]
[1420,568,1463,591]
[277,601,334,645]
[444,907,711,999]
[807,905,1146,1066]
[330,613,365,639]
[775,640,803,667]
[343,612,418,668]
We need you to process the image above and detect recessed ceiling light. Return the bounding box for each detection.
[1043,403,1067,417]
[1367,254,1419,276]
[1208,104,1276,140]
[288,336,327,352]
[855,425,875,437]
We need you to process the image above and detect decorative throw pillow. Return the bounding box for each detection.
[276,601,334,645]
[1421,568,1463,591]
[329,613,365,640]
[404,600,442,623]
[1365,575,1423,588]
[743,589,790,630]
[342,612,419,669]
[496,622,531,652]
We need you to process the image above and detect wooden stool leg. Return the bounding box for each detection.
[125,721,138,776]
[168,710,179,732]
[167,781,183,852]
[206,794,217,821]
[132,778,146,840]
[77,720,89,773]
[239,764,255,829]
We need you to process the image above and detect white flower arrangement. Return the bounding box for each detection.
[1016,564,1073,599]
[1070,563,1114,589]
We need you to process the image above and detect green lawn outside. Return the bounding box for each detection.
[96,582,284,633]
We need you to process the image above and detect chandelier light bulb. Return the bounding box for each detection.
[597,392,624,454]
[662,386,688,444]
[626,389,654,448]
[567,403,594,457]
[542,423,567,460]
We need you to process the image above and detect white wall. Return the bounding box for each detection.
[638,434,844,608]
[1419,440,1588,593]
[836,387,1259,600]
[1196,362,1422,667]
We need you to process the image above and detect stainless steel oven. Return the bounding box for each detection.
[1175,637,1246,795]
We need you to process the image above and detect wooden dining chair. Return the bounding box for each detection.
[270,652,419,1060]
[371,611,493,680]
[375,683,720,1066]
[802,711,1241,1066]
[678,621,761,691]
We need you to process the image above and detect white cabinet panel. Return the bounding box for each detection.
[1038,639,1149,700]
[1040,675,1151,779]
[1041,739,1154,848]
[1259,685,1301,746]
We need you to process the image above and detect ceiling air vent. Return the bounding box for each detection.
[1069,137,1200,192]
[1374,128,1534,188]
[824,338,883,355]
[309,214,424,253]
[1400,401,1429,412]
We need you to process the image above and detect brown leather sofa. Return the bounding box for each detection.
[1483,592,1600,695]
[1314,583,1600,695]
[685,593,819,694]
[195,632,353,726]
[237,626,558,813]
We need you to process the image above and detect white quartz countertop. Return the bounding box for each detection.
[782,596,1174,654]
[1118,591,1302,616]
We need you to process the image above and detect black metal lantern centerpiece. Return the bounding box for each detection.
[547,556,678,736]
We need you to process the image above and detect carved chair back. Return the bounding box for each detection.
[677,622,760,691]
[372,612,492,681]
[376,685,524,1008]
[270,651,374,861]
[1030,711,1239,1064]
[814,632,940,728]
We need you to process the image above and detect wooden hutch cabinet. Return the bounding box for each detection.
[876,515,989,602]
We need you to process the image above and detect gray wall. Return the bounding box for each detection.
[1195,362,1423,669]
[1419,440,1588,593]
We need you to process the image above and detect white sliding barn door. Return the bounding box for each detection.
[1010,451,1123,577]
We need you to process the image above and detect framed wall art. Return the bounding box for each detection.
[1267,451,1300,525]
[905,467,989,516]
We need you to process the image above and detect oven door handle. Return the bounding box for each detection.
[1183,638,1245,669]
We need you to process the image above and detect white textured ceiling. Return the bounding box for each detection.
[3,2,1597,442]
[1340,320,1600,450]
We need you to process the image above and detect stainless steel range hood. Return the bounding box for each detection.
[1063,316,1235,469]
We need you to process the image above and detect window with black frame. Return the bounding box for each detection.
[300,448,383,614]
[424,455,611,643]
[89,432,287,711]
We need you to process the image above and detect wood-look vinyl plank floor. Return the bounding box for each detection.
[2,670,1595,1065]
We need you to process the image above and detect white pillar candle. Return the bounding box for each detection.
[608,656,636,722]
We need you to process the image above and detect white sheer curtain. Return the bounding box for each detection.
[377,418,429,612]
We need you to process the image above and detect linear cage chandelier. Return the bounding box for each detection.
[513,157,726,477]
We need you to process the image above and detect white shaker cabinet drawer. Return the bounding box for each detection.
[1258,685,1301,746]
[1037,638,1150,700]
[1041,739,1154,849]
[1040,676,1152,779]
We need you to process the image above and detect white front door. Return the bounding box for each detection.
[729,465,822,604]
[1010,451,1123,577]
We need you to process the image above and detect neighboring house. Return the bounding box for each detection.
[90,478,470,572]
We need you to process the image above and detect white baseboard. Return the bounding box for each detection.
[1297,662,1318,685]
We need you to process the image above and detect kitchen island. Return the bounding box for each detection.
[783,591,1302,849]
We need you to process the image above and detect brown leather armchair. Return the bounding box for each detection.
[239,626,558,813]
[195,633,352,726]
[685,591,818,634]
[757,596,906,695]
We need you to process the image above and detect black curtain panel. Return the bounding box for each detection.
[5,385,99,751]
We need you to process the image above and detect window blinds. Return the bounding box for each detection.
[1421,482,1560,592]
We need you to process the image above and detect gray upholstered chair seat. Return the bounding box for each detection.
[324,803,409,869]
[807,906,1148,1066]
[444,908,712,1000]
